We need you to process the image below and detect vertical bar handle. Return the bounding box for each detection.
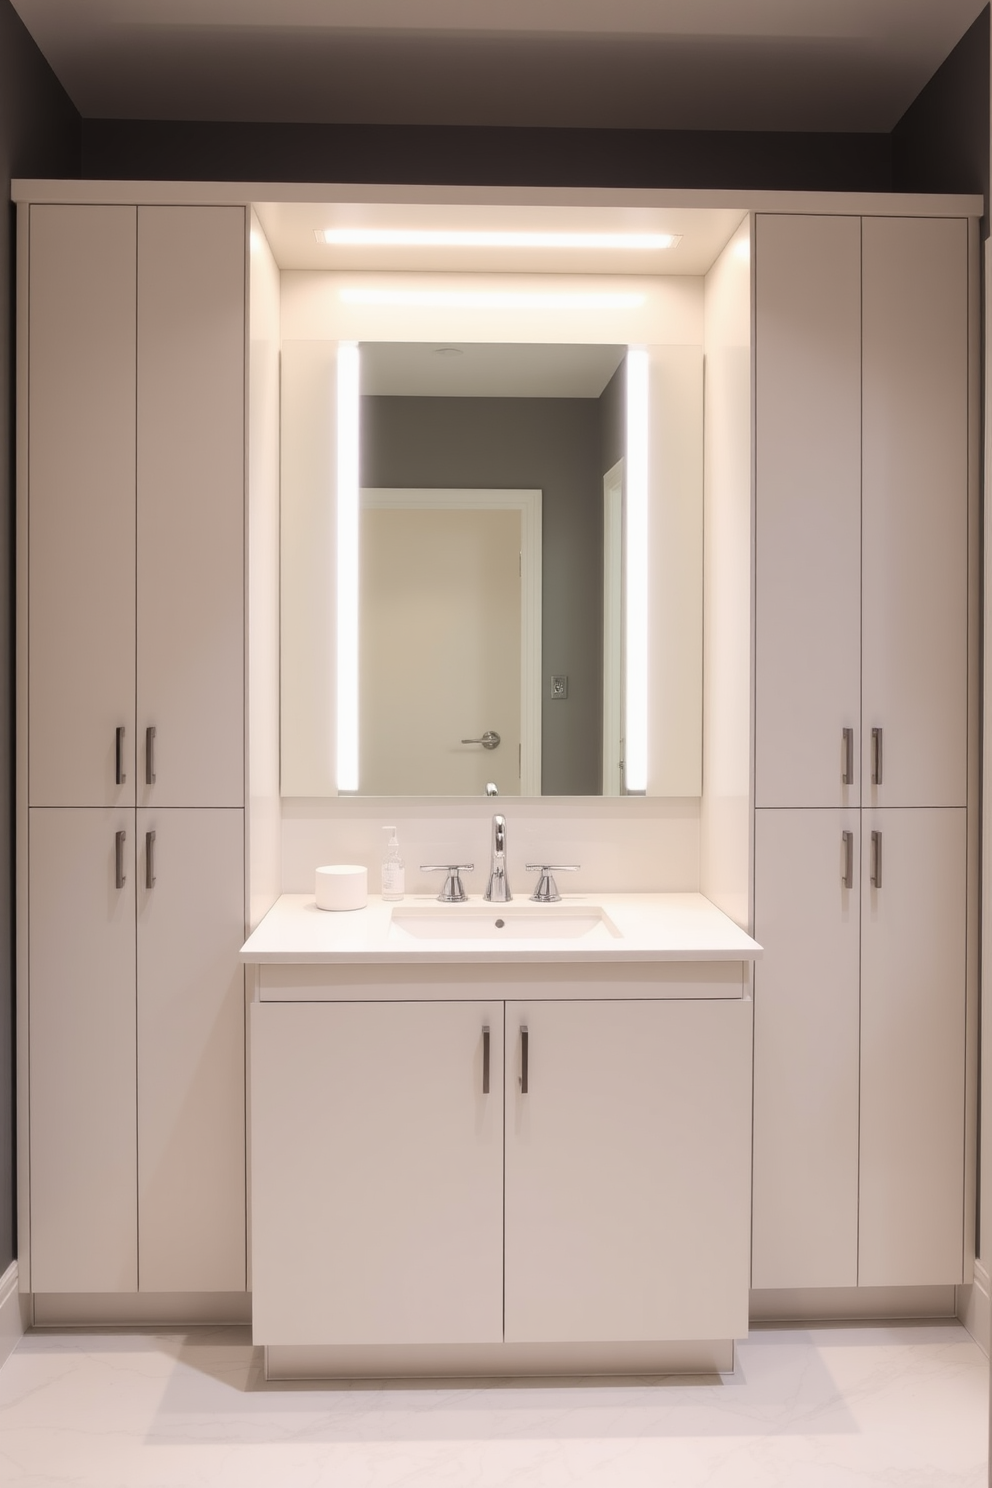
[871,727,883,786]
[841,727,853,786]
[520,1026,529,1094]
[145,726,156,786]
[842,830,854,889]
[146,830,156,889]
[115,726,126,786]
[115,830,126,890]
[871,829,883,889]
[482,1025,490,1095]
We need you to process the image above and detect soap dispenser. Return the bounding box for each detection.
[381,826,405,902]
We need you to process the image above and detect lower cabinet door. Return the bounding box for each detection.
[859,807,967,1285]
[136,808,246,1291]
[251,1001,504,1346]
[503,999,752,1343]
[29,807,137,1292]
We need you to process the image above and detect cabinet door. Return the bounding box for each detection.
[752,809,860,1288]
[861,218,969,808]
[29,808,136,1291]
[504,999,751,1343]
[137,206,245,807]
[136,808,245,1291]
[859,807,966,1285]
[251,1001,504,1345]
[754,214,862,808]
[28,205,136,806]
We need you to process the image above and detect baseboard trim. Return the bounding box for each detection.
[265,1339,735,1382]
[749,1284,957,1324]
[956,1260,989,1355]
[32,1291,252,1328]
[0,1262,31,1371]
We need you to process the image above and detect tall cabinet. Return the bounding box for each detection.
[752,213,973,1290]
[21,203,248,1294]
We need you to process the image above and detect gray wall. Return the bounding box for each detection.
[362,395,610,794]
[0,0,80,1272]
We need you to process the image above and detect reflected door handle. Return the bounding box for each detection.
[461,731,501,750]
[871,829,883,888]
[871,727,883,786]
[145,726,156,785]
[115,830,126,890]
[482,1026,490,1095]
[520,1026,529,1094]
[842,728,853,785]
[115,726,126,786]
[146,830,156,889]
[842,830,854,889]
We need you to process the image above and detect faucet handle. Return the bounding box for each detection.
[421,864,475,903]
[525,865,579,904]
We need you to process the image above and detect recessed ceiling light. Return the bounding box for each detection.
[316,229,681,251]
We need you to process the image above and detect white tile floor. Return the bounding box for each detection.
[0,1322,986,1487]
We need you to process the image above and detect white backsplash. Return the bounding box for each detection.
[281,797,700,897]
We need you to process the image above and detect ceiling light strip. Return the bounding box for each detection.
[339,288,645,310]
[318,229,680,251]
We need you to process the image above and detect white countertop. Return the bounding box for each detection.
[240,892,762,965]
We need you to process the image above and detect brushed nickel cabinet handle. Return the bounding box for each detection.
[482,1026,490,1095]
[871,727,883,786]
[842,727,853,786]
[520,1026,529,1094]
[115,726,126,786]
[871,829,883,889]
[115,830,126,890]
[842,830,854,889]
[145,726,156,786]
[146,830,156,889]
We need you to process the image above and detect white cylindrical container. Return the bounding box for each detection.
[315,864,368,911]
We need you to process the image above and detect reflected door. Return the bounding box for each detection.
[359,501,524,795]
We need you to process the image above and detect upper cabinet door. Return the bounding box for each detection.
[862,218,969,808]
[137,207,246,807]
[754,215,862,808]
[28,205,137,806]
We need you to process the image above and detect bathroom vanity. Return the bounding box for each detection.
[243,891,759,1379]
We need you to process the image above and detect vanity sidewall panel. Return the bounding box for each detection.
[753,214,862,810]
[27,205,137,807]
[136,206,246,809]
[28,808,137,1292]
[861,217,969,809]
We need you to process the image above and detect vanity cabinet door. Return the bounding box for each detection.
[28,205,137,807]
[251,1001,504,1346]
[754,214,862,809]
[859,807,967,1285]
[503,999,751,1343]
[861,217,969,809]
[137,206,245,809]
[28,807,137,1292]
[136,808,246,1292]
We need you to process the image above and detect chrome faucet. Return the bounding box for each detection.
[484,813,512,902]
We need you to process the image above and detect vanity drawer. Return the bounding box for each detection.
[257,960,749,1002]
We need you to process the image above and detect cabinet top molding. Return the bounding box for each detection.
[10,180,984,218]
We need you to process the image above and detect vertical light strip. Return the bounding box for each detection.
[625,347,649,792]
[336,341,360,791]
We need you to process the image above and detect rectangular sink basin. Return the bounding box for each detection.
[389,905,621,942]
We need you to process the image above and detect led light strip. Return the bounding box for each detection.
[318,228,680,251]
[624,348,649,794]
[336,341,360,792]
[339,287,645,310]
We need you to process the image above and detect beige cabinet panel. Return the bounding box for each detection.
[137,206,245,807]
[752,809,860,1288]
[504,999,751,1343]
[29,808,136,1291]
[251,1001,504,1345]
[862,218,968,808]
[754,215,862,808]
[859,808,967,1285]
[28,205,136,807]
[137,809,246,1292]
